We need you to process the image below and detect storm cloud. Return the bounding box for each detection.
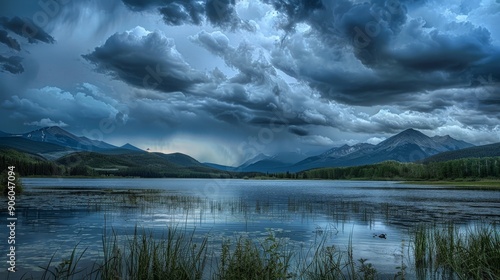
[0,55,23,74]
[1,0,499,165]
[0,29,21,51]
[0,16,55,75]
[265,0,500,111]
[0,16,55,44]
[121,0,251,29]
[83,27,208,93]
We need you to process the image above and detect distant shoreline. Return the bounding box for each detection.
[20,175,500,190]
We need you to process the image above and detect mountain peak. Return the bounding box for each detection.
[121,143,143,152]
[381,128,428,142]
[377,128,441,153]
[23,126,118,151]
[26,126,75,139]
[400,128,424,135]
[320,143,373,159]
[43,126,73,134]
[431,134,474,150]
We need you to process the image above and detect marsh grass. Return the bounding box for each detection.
[36,245,98,280]
[14,223,498,280]
[99,226,208,280]
[214,231,293,280]
[295,231,379,280]
[413,223,500,280]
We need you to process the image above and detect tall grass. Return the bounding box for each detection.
[295,231,378,280]
[100,226,208,280]
[13,223,498,279]
[413,222,500,280]
[214,232,292,280]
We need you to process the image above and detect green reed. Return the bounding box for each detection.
[413,222,499,280]
[13,222,498,280]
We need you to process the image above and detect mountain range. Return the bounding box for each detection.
[0,126,145,160]
[0,126,491,174]
[0,126,231,178]
[216,128,475,173]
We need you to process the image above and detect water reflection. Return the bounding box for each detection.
[1,178,498,279]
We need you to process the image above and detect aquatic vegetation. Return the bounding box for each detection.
[413,223,500,280]
[10,222,497,280]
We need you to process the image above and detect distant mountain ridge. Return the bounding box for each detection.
[431,135,473,151]
[423,142,500,163]
[0,126,229,177]
[0,126,481,174]
[121,143,144,152]
[227,128,476,173]
[23,126,118,151]
[0,126,142,159]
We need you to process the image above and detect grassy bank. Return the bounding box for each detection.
[404,180,500,190]
[12,223,499,280]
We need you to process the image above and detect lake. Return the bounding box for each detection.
[1,178,499,279]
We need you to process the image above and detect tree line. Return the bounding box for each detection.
[300,157,500,180]
[2,148,500,180]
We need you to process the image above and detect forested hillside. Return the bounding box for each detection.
[302,157,500,180]
[0,149,234,178]
[423,143,500,163]
[2,146,499,181]
[0,149,63,176]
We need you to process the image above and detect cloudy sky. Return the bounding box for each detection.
[0,0,499,165]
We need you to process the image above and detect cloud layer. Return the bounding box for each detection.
[83,27,208,93]
[1,0,499,165]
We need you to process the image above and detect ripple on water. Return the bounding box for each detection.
[7,178,500,279]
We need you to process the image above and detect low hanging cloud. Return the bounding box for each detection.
[0,17,55,74]
[0,16,55,44]
[24,118,68,127]
[0,55,23,74]
[300,135,335,146]
[288,125,309,136]
[83,26,208,93]
[0,30,21,51]
[369,109,446,132]
[1,85,124,130]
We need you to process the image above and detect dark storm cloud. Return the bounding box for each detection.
[205,0,254,30]
[391,22,492,72]
[288,125,309,136]
[191,30,277,85]
[336,1,407,65]
[83,27,208,93]
[159,2,204,25]
[266,0,500,114]
[0,55,23,74]
[205,0,237,27]
[262,0,324,32]
[121,0,165,10]
[0,16,55,75]
[121,0,252,30]
[0,29,21,51]
[0,16,55,44]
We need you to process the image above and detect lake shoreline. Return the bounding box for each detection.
[402,179,500,190]
[20,175,500,190]
[5,178,499,279]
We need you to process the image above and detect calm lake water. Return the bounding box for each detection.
[1,178,499,279]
